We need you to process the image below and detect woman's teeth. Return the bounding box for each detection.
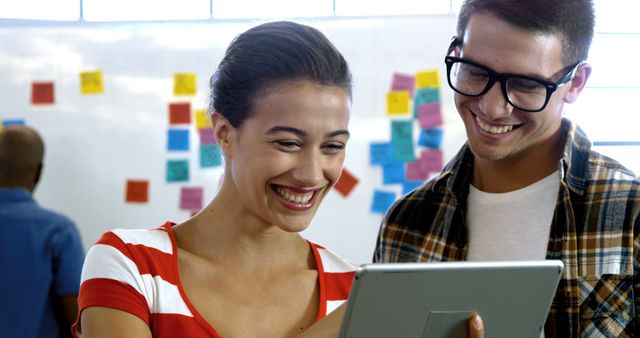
[476,116,513,134]
[276,187,313,204]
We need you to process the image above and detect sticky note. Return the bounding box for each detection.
[402,180,423,194]
[167,159,189,182]
[168,129,189,151]
[200,144,222,168]
[334,167,359,197]
[125,179,149,203]
[416,69,440,89]
[419,149,444,174]
[419,128,444,149]
[418,103,443,129]
[414,88,440,108]
[199,128,216,145]
[2,119,25,127]
[414,88,441,117]
[80,70,104,94]
[386,91,411,116]
[383,163,405,185]
[391,120,416,162]
[371,190,397,214]
[194,109,211,130]
[169,102,191,124]
[370,142,395,165]
[31,82,54,104]
[174,73,197,96]
[180,186,204,211]
[405,161,428,181]
[391,73,416,96]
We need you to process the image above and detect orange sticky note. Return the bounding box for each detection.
[194,109,210,130]
[126,179,149,203]
[416,69,440,89]
[386,91,411,116]
[169,102,191,124]
[334,167,359,197]
[174,73,197,96]
[80,70,104,94]
[31,82,54,104]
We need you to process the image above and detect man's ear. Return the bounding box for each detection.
[563,63,592,104]
[211,112,235,157]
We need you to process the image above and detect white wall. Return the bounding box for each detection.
[0,16,461,264]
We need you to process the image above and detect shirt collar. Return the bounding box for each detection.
[0,188,34,203]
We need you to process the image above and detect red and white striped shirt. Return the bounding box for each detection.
[73,222,356,337]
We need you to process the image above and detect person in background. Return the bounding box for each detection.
[0,125,85,338]
[74,21,356,338]
[374,0,639,336]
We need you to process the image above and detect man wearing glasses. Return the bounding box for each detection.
[374,0,639,337]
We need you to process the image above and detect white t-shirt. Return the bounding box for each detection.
[466,170,560,262]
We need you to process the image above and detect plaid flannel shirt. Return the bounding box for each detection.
[374,119,640,337]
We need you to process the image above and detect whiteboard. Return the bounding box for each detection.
[0,15,467,264]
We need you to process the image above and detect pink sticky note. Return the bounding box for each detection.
[405,161,428,181]
[180,187,204,211]
[391,73,416,97]
[199,128,216,144]
[419,149,443,174]
[418,103,443,129]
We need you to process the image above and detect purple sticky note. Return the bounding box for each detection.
[199,128,216,145]
[391,73,416,97]
[418,103,443,129]
[180,187,204,211]
[405,161,428,181]
[419,149,444,174]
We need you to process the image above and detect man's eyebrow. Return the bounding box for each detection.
[266,126,350,139]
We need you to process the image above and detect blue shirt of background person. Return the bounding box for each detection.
[0,126,85,338]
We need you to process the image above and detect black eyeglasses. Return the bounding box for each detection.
[444,39,583,112]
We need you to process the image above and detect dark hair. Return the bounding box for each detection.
[210,21,352,128]
[456,0,595,66]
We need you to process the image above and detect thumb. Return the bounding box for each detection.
[469,313,484,338]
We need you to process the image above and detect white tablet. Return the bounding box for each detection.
[339,260,563,338]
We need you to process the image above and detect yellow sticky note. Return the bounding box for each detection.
[194,109,210,130]
[386,91,411,116]
[80,70,104,94]
[174,73,197,96]
[416,69,441,89]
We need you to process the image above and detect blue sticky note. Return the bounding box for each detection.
[370,142,395,165]
[391,120,416,162]
[383,163,405,184]
[167,159,189,182]
[168,129,189,151]
[418,128,444,149]
[402,180,423,194]
[200,144,222,168]
[414,88,441,117]
[3,119,25,127]
[371,190,397,214]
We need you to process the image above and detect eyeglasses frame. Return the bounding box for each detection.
[444,39,584,113]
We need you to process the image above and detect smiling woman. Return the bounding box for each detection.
[73,21,356,338]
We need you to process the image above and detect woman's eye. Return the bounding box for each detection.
[275,140,300,150]
[323,143,345,153]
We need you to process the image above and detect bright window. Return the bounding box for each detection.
[0,0,80,20]
[83,0,211,21]
[212,0,333,19]
[335,0,451,16]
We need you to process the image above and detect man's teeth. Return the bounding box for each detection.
[476,116,513,134]
[276,188,313,204]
